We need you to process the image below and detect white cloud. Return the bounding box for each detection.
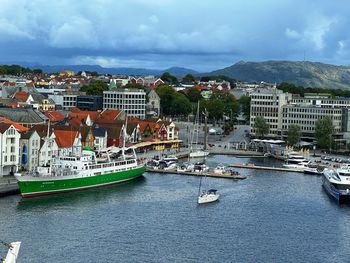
[0,18,33,41]
[48,17,99,48]
[285,28,301,39]
[149,15,159,24]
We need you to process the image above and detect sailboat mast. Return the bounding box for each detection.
[198,176,203,197]
[195,101,200,149]
[203,108,208,151]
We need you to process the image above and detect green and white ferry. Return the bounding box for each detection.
[15,147,145,198]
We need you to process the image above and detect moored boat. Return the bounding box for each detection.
[322,166,350,203]
[15,148,145,198]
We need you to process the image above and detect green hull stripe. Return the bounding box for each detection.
[18,166,145,196]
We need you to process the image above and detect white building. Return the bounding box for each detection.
[103,89,146,119]
[49,93,79,110]
[19,130,41,172]
[250,88,292,136]
[0,124,21,176]
[38,132,59,166]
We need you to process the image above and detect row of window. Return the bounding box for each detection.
[104,93,145,99]
[103,99,145,104]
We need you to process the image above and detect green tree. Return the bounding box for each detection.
[254,116,269,138]
[238,95,251,121]
[160,72,178,85]
[182,73,196,84]
[80,80,108,96]
[287,124,301,146]
[33,69,43,75]
[155,84,176,115]
[315,117,334,149]
[186,87,202,103]
[171,93,192,116]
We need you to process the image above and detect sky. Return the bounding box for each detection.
[0,0,350,71]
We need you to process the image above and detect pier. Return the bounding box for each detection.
[229,163,304,173]
[146,168,247,179]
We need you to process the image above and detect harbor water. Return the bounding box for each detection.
[1,155,350,262]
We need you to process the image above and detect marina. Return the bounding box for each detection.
[1,154,350,262]
[146,167,247,179]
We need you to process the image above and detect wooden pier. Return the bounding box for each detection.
[229,163,304,173]
[146,168,247,179]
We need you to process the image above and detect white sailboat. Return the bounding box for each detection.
[197,176,219,204]
[1,241,21,263]
[189,102,209,158]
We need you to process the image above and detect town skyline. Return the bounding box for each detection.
[1,0,350,71]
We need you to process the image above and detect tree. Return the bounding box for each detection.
[155,84,176,115]
[160,72,178,85]
[80,80,108,96]
[254,116,269,138]
[315,117,334,149]
[33,69,43,75]
[170,93,192,116]
[182,73,196,84]
[287,124,301,146]
[238,95,251,121]
[186,87,202,103]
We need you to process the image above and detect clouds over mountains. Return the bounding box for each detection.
[1,0,350,70]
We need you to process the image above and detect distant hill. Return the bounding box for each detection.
[209,60,350,89]
[24,64,198,77]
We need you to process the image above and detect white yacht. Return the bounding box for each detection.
[213,164,226,174]
[286,152,308,164]
[189,150,210,158]
[177,163,194,172]
[323,166,350,203]
[283,161,310,172]
[198,189,220,204]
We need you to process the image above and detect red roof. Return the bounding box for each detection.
[54,130,79,148]
[0,117,28,131]
[68,118,82,127]
[68,108,99,122]
[13,91,30,102]
[45,111,65,122]
[96,109,122,124]
[7,101,19,108]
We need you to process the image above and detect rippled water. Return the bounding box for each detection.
[1,155,350,263]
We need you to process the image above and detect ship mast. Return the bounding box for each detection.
[121,115,128,160]
[44,120,51,166]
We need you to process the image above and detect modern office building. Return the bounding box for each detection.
[250,88,292,136]
[103,89,146,119]
[77,95,103,111]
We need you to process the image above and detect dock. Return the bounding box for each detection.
[229,163,304,173]
[146,168,247,179]
[0,176,19,197]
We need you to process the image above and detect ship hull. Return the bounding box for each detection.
[17,165,145,198]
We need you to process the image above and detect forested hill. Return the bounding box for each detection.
[209,60,350,89]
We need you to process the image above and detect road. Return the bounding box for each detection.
[175,121,251,147]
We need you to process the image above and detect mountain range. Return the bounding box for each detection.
[24,64,198,77]
[209,60,350,89]
[9,60,350,89]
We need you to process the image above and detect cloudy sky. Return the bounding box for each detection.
[0,0,349,71]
